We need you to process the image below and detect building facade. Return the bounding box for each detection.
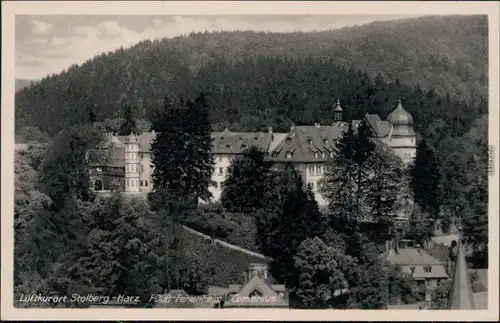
[381,239,449,303]
[90,99,417,208]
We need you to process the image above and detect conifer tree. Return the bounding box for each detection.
[150,94,215,202]
[221,146,273,213]
[410,139,441,217]
[255,166,325,284]
[118,104,137,135]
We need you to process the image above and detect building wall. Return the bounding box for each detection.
[139,152,153,192]
[124,139,140,193]
[209,154,235,201]
[384,135,416,165]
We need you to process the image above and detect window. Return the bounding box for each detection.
[127,180,129,187]
[314,152,319,159]
[322,152,326,158]
[330,152,334,158]
[424,266,432,273]
[140,165,144,172]
[308,166,314,176]
[286,152,292,159]
[323,139,328,145]
[213,182,219,189]
[249,290,262,298]
[145,180,148,187]
[131,180,135,187]
[226,167,230,175]
[410,266,416,274]
[219,167,223,175]
[140,180,143,187]
[316,166,321,176]
[307,182,314,190]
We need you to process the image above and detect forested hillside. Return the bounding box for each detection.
[15,15,487,139]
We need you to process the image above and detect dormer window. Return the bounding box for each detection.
[226,144,231,148]
[322,152,326,158]
[424,266,432,273]
[410,266,416,274]
[286,152,292,159]
[306,137,312,145]
[323,139,328,145]
[314,152,319,159]
[330,152,334,158]
[241,144,247,149]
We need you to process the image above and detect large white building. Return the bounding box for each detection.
[90,99,417,209]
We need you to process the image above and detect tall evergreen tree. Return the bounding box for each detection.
[150,93,215,202]
[118,104,137,135]
[220,146,273,213]
[410,139,441,217]
[255,166,325,284]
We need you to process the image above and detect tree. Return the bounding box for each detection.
[321,121,402,245]
[74,195,164,303]
[220,146,273,212]
[150,94,215,202]
[404,204,435,245]
[410,139,441,217]
[289,237,348,309]
[387,265,421,305]
[255,166,326,284]
[87,105,96,123]
[37,124,106,210]
[118,104,137,135]
[430,279,452,309]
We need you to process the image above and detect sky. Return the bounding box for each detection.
[15,15,421,80]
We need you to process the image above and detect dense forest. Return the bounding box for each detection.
[15,14,487,139]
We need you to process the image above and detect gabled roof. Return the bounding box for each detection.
[211,130,275,154]
[270,124,349,163]
[223,275,288,308]
[382,248,445,266]
[448,239,475,309]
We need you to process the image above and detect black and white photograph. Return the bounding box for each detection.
[2,1,499,321]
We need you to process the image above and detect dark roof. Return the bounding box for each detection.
[211,130,274,154]
[270,123,348,163]
[382,247,446,267]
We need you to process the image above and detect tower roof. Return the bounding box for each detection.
[387,98,414,126]
[334,98,343,112]
[448,236,475,309]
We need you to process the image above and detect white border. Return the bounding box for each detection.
[2,1,499,321]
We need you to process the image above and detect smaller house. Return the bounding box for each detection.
[211,263,289,308]
[381,239,449,302]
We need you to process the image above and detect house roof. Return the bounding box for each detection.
[211,130,275,154]
[223,275,288,308]
[269,123,349,163]
[382,247,449,279]
[448,238,475,309]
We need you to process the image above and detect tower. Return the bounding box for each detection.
[448,226,475,309]
[124,133,140,193]
[387,98,417,165]
[333,98,343,122]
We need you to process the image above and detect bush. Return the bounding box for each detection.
[180,208,258,252]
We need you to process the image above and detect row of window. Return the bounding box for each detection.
[308,165,325,176]
[217,167,231,176]
[286,151,333,159]
[126,164,147,172]
[126,179,149,188]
